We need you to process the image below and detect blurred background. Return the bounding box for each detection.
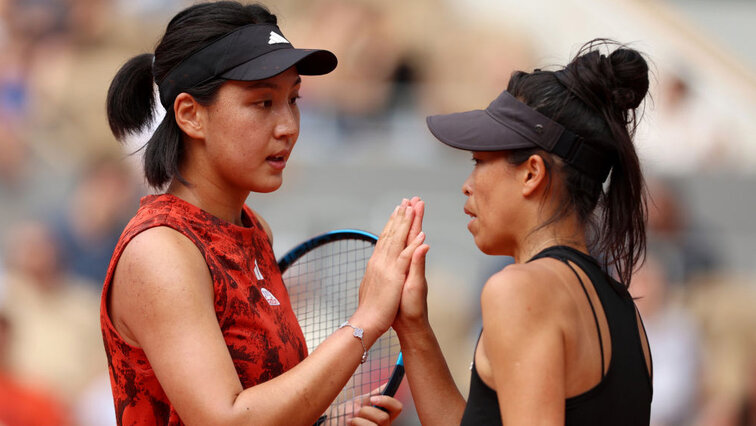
[0,0,754,424]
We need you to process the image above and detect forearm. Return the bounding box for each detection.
[226,323,373,426]
[397,321,466,426]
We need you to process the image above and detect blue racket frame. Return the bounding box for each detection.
[277,229,405,420]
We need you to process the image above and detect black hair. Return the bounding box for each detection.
[106,1,277,189]
[507,39,650,286]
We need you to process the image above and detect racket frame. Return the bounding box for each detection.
[276,229,405,414]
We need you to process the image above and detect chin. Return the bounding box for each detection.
[250,177,284,193]
[254,185,282,194]
[473,237,494,255]
[473,236,512,257]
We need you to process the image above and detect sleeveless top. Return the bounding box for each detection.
[460,246,652,425]
[100,194,308,425]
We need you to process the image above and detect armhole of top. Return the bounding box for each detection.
[106,223,209,349]
[560,259,607,379]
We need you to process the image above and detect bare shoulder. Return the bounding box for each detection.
[111,226,214,344]
[481,260,573,327]
[117,226,208,287]
[249,208,273,245]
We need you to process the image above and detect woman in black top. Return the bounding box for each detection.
[394,40,653,425]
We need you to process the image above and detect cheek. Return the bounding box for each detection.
[471,180,516,253]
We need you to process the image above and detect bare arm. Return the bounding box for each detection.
[480,266,566,425]
[110,202,422,426]
[396,318,466,425]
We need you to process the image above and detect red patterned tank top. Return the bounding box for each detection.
[100,194,307,425]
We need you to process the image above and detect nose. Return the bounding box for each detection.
[462,175,473,196]
[273,104,299,142]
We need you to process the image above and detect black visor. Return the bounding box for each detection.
[426,91,613,182]
[157,23,337,108]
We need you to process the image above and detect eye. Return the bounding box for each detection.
[471,156,482,166]
[254,99,273,109]
[290,95,301,105]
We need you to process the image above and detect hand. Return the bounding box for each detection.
[323,386,403,426]
[349,395,403,426]
[353,199,426,340]
[394,198,430,334]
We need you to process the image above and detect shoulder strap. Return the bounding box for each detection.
[560,259,605,378]
[529,246,606,378]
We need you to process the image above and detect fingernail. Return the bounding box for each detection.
[405,207,413,216]
[370,396,381,404]
[416,231,425,241]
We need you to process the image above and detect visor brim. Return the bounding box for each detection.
[426,110,537,152]
[220,48,337,81]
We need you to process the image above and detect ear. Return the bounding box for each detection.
[521,154,549,197]
[173,92,206,140]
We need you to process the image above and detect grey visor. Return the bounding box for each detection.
[157,23,337,108]
[426,91,613,182]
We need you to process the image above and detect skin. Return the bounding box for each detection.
[108,67,418,426]
[395,151,651,425]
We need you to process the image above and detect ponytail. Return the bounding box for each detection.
[106,53,189,188]
[105,1,278,189]
[106,53,156,140]
[507,39,650,286]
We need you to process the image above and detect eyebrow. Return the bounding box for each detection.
[244,76,302,90]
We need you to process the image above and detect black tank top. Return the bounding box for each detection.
[460,246,652,425]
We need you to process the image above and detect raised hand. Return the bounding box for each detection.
[352,199,426,342]
[394,197,431,334]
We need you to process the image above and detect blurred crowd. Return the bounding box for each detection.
[0,0,754,425]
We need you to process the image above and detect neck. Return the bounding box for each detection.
[167,179,249,226]
[513,221,588,263]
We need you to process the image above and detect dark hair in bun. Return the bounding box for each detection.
[506,39,651,286]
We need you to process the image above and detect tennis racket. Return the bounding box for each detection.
[278,229,405,425]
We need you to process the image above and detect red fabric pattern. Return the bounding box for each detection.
[100,194,307,425]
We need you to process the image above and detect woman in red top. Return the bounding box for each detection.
[102,2,423,425]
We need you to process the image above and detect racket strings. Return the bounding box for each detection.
[282,238,401,424]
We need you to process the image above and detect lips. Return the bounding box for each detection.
[266,150,289,170]
[464,205,477,233]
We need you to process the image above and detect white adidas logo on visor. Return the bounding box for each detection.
[268,31,290,45]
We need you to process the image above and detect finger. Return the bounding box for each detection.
[352,406,391,425]
[355,384,387,407]
[370,395,403,421]
[407,199,425,244]
[391,203,416,254]
[397,231,425,272]
[408,243,429,281]
[376,202,405,252]
[348,417,379,426]
[379,201,415,258]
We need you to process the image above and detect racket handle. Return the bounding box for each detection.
[381,364,405,397]
[374,353,405,413]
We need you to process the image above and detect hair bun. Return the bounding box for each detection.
[559,41,650,114]
[611,87,640,110]
[608,48,649,110]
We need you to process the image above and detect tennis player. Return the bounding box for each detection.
[395,41,653,425]
[101,2,419,424]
